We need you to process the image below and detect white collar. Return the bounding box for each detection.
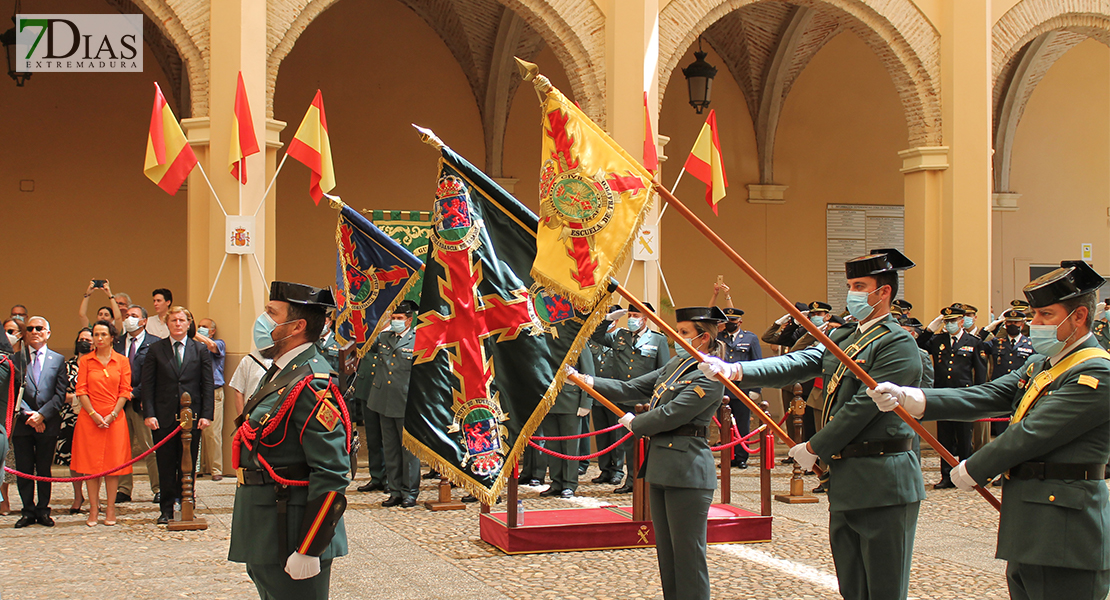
[274,342,314,371]
[858,313,887,335]
[1050,332,1094,365]
[129,330,145,342]
[948,327,963,342]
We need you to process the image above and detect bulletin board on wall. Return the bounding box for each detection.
[826,204,905,312]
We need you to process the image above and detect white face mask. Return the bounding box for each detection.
[6,333,18,347]
[390,319,407,333]
[123,316,142,333]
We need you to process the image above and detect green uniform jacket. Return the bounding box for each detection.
[591,323,671,381]
[921,335,1110,571]
[229,346,350,564]
[741,315,925,512]
[551,347,594,414]
[1094,320,1109,350]
[366,329,415,419]
[591,356,724,489]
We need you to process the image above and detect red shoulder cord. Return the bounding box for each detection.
[3,355,14,436]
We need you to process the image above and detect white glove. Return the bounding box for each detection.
[787,443,818,472]
[951,461,978,491]
[775,313,792,326]
[618,413,635,431]
[564,365,593,388]
[606,309,628,322]
[927,314,944,333]
[865,382,926,418]
[987,317,1004,331]
[576,407,591,418]
[285,552,321,580]
[698,356,742,381]
[1097,301,1107,318]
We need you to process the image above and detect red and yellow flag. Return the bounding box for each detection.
[286,90,336,205]
[683,109,728,215]
[229,72,260,184]
[523,61,655,310]
[144,82,197,195]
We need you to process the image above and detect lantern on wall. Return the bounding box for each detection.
[2,1,31,87]
[682,37,716,114]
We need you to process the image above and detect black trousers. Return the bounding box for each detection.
[361,409,386,485]
[13,433,57,517]
[936,421,973,480]
[152,426,200,516]
[727,396,751,463]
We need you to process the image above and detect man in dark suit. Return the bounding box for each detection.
[12,316,67,527]
[141,306,214,525]
[113,305,161,504]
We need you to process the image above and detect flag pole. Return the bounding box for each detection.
[254,153,289,218]
[194,161,228,217]
[206,253,229,303]
[565,372,626,419]
[650,186,1001,510]
[238,164,243,305]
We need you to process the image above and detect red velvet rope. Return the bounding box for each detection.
[531,422,625,441]
[527,431,634,461]
[4,425,183,482]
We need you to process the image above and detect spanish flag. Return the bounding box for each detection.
[144,82,197,195]
[286,90,336,205]
[521,60,655,311]
[683,109,728,215]
[228,72,260,184]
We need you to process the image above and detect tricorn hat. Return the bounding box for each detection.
[674,306,727,324]
[627,303,655,313]
[395,300,419,315]
[1024,260,1106,308]
[902,317,923,328]
[270,282,335,309]
[845,248,915,280]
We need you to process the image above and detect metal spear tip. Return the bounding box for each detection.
[514,57,538,81]
[411,124,444,149]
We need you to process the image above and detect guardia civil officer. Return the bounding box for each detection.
[869,260,1110,600]
[701,249,924,600]
[352,349,387,493]
[367,300,419,508]
[1094,298,1108,350]
[590,303,670,493]
[230,282,350,599]
[717,307,762,468]
[570,306,724,600]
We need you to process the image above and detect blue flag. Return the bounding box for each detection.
[335,205,423,357]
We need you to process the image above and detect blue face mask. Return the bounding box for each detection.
[845,290,876,321]
[390,319,407,333]
[253,312,295,350]
[962,316,974,330]
[674,334,703,360]
[627,317,643,332]
[809,315,826,327]
[1029,310,1078,356]
[945,321,960,335]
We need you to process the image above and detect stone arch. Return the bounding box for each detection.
[658,0,943,147]
[267,0,606,122]
[121,0,209,117]
[993,0,1110,81]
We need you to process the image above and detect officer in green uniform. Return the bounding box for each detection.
[353,349,387,492]
[540,346,594,498]
[869,260,1110,600]
[367,300,419,508]
[230,282,350,600]
[315,311,341,373]
[701,249,924,600]
[590,302,670,492]
[571,306,725,600]
[1093,298,1108,350]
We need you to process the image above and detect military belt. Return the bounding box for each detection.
[1008,461,1109,481]
[236,464,310,486]
[663,424,708,438]
[832,438,913,460]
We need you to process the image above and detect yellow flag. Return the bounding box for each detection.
[522,60,655,310]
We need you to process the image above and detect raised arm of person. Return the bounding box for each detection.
[77,281,95,328]
[102,281,123,333]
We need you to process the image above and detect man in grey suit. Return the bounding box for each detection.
[12,316,67,527]
[368,301,419,508]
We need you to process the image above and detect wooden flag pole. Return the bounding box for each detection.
[565,371,625,418]
[651,185,1001,511]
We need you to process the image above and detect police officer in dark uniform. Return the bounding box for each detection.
[979,308,1035,484]
[893,299,913,320]
[230,282,349,599]
[590,303,670,492]
[717,307,762,468]
[367,300,419,508]
[919,305,987,488]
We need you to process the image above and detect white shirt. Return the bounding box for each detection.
[146,314,169,338]
[229,352,272,396]
[126,330,147,354]
[274,342,314,373]
[858,313,889,336]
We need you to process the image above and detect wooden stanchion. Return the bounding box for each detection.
[167,392,207,531]
[775,384,818,504]
[718,404,733,505]
[424,477,466,511]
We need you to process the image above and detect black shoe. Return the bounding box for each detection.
[382,496,404,507]
[13,515,35,528]
[577,466,587,476]
[991,476,1004,487]
[614,482,633,494]
[812,483,827,494]
[608,474,624,484]
[461,494,478,503]
[156,513,171,525]
[781,457,795,465]
[521,478,541,487]
[558,489,575,498]
[933,479,955,490]
[591,474,610,484]
[38,514,54,527]
[539,487,561,497]
[356,481,385,492]
[422,470,440,480]
[732,461,749,469]
[152,492,161,504]
[115,492,131,503]
[401,498,417,508]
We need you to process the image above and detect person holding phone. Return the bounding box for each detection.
[78,280,123,333]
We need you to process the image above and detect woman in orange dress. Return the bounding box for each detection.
[72,320,132,526]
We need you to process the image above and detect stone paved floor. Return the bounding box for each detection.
[0,448,1090,599]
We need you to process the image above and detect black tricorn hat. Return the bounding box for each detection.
[674,306,727,324]
[940,305,966,318]
[845,248,915,279]
[395,300,419,315]
[722,307,745,318]
[892,299,913,311]
[627,303,655,313]
[270,282,335,309]
[607,305,623,313]
[902,317,923,328]
[1024,260,1106,308]
[808,301,832,313]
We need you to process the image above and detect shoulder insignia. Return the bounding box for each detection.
[314,373,330,380]
[1078,374,1099,390]
[315,399,340,431]
[693,385,705,398]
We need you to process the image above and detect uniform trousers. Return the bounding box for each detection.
[649,484,714,600]
[592,406,623,477]
[936,421,973,480]
[13,432,57,518]
[727,395,752,463]
[200,387,225,477]
[380,413,419,501]
[542,413,580,492]
[577,415,590,472]
[118,402,159,496]
[360,409,386,486]
[1006,562,1110,600]
[828,501,919,600]
[152,426,201,516]
[246,559,332,600]
[519,425,547,482]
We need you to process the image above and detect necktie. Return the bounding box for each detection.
[128,337,138,362]
[30,351,41,386]
[174,341,184,367]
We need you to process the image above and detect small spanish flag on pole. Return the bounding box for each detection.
[286,90,336,205]
[683,109,727,215]
[144,82,198,195]
[228,72,260,184]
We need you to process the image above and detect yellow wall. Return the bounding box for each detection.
[993,38,1110,309]
[658,32,907,334]
[0,0,181,350]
